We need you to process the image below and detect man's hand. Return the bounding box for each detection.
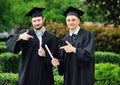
[51,58,60,67]
[60,41,76,53]
[18,30,33,41]
[38,47,46,57]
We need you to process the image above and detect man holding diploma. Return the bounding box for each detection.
[6,7,60,85]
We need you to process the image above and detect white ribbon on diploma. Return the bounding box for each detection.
[45,44,54,60]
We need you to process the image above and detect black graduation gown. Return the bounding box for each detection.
[59,28,95,85]
[6,29,59,85]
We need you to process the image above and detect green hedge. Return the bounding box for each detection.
[0,42,8,54]
[0,42,5,45]
[95,51,120,66]
[53,67,63,85]
[0,45,8,54]
[0,73,63,85]
[0,73,18,85]
[54,75,63,85]
[95,63,120,85]
[0,63,120,85]
[0,52,19,73]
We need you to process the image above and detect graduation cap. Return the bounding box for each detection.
[63,6,84,18]
[25,7,45,18]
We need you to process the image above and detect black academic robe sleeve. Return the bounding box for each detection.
[6,29,27,54]
[58,48,65,75]
[75,31,94,65]
[58,38,67,76]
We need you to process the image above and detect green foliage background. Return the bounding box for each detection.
[0,0,84,31]
[1,0,119,31]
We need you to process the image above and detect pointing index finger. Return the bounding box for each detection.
[66,40,71,45]
[60,46,65,49]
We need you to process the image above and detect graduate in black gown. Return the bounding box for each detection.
[58,6,95,85]
[6,7,59,85]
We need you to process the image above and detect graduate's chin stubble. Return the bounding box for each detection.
[35,26,42,30]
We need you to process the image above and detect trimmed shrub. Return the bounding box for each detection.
[53,67,63,85]
[0,42,8,53]
[0,52,19,73]
[0,73,63,85]
[95,51,120,66]
[0,63,120,85]
[54,75,63,85]
[0,42,5,45]
[0,45,8,54]
[95,63,120,85]
[0,73,18,85]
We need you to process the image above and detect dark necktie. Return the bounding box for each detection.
[71,34,77,43]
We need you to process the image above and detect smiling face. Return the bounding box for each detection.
[66,15,80,31]
[31,16,45,30]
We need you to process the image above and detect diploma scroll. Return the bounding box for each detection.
[45,45,54,60]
